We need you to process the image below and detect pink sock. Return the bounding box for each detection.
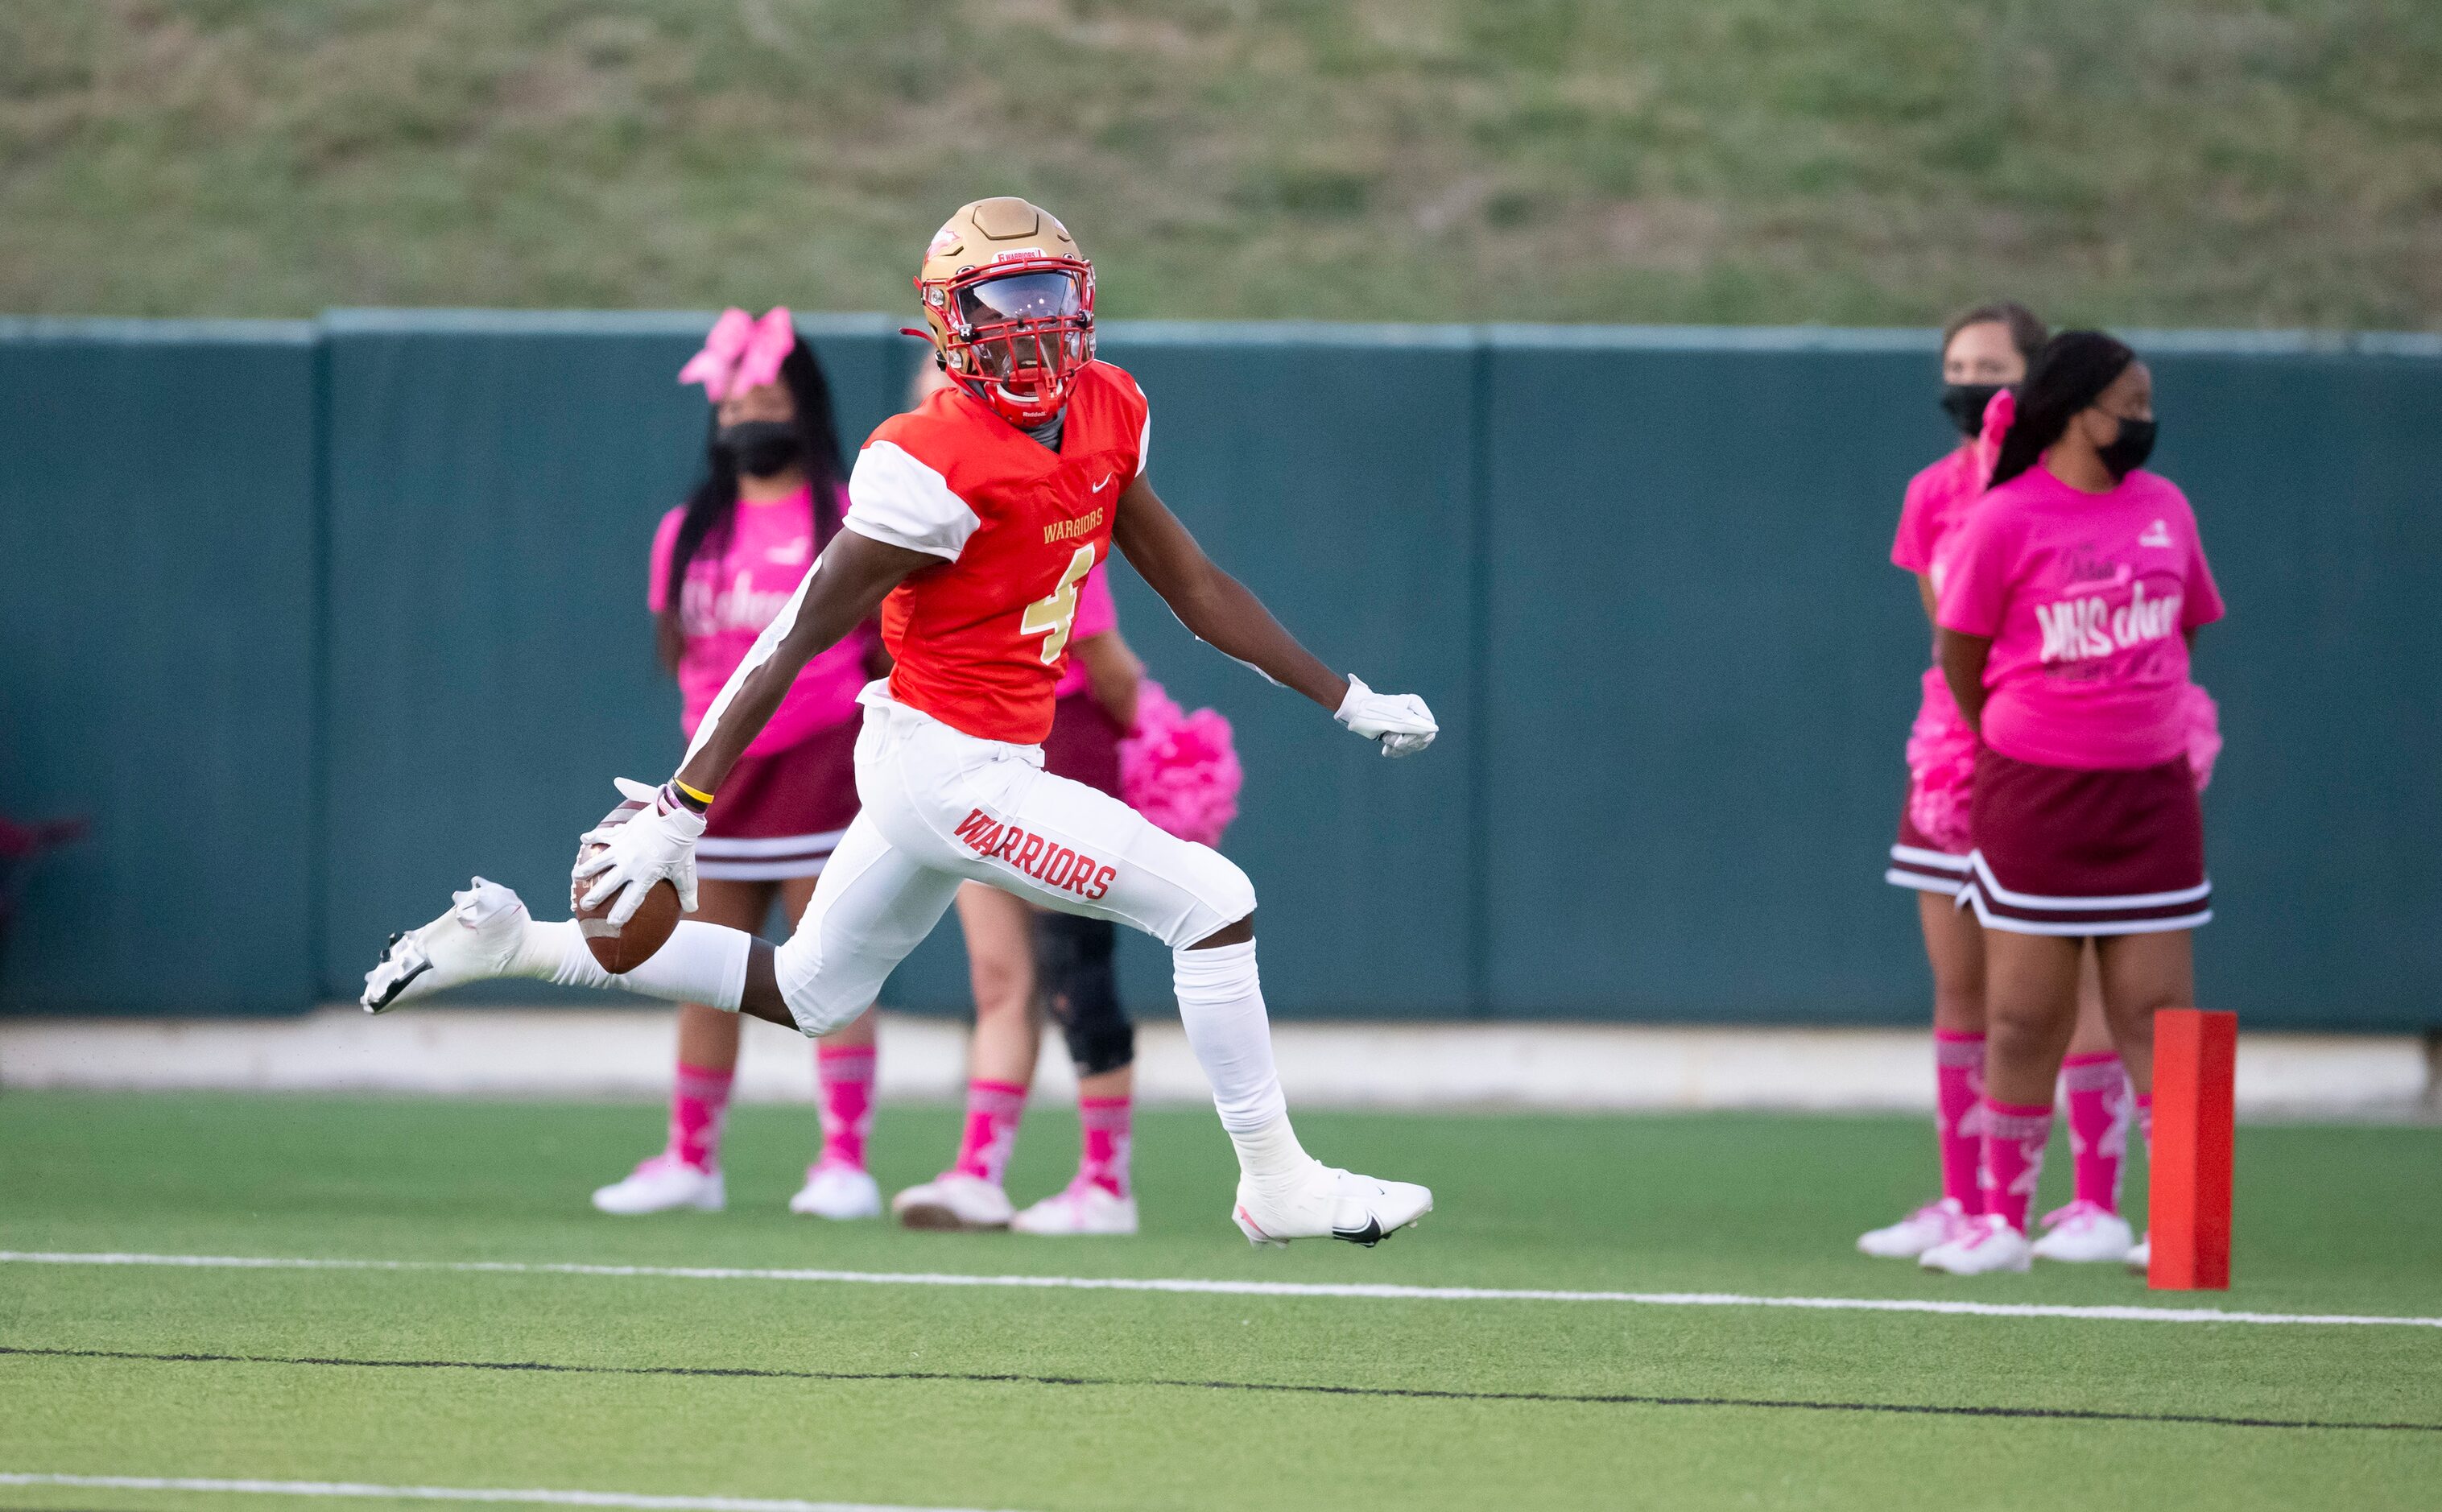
[815,1043,876,1171]
[2136,1091,2153,1154]
[1978,1098,2053,1235]
[2062,1051,2130,1213]
[1935,1031,1986,1214]
[668,1061,734,1171]
[1077,1095,1133,1198]
[951,1079,1027,1187]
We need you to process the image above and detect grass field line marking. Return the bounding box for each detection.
[0,1473,1009,1512]
[7,1346,2437,1435]
[5,1250,2438,1330]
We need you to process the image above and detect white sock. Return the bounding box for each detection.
[523,919,752,1013]
[1171,941,1309,1192]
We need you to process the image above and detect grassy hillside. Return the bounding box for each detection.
[2,1,2438,327]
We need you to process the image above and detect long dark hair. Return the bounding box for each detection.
[1988,330,2137,490]
[657,336,849,671]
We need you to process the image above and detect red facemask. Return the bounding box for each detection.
[928,259,1095,428]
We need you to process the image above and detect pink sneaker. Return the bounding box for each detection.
[1919,1212,2032,1274]
[2032,1199,2135,1262]
[1011,1176,1138,1236]
[789,1161,881,1221]
[591,1151,725,1215]
[1857,1198,1968,1258]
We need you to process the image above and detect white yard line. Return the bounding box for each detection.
[0,1474,1004,1512]
[4,1250,2436,1329]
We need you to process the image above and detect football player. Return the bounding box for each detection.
[364,196,1439,1248]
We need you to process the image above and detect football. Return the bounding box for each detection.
[571,841,680,973]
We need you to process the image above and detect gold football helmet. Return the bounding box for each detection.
[908,197,1095,427]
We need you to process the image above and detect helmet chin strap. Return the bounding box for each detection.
[949,367,1067,436]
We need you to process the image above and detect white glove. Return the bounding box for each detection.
[573,778,705,924]
[1334,675,1438,758]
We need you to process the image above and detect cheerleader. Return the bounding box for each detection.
[590,308,887,1221]
[1861,304,2142,1265]
[1916,331,2225,1276]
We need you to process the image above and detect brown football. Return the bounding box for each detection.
[572,842,681,973]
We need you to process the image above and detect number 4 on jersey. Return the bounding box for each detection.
[1019,543,1097,665]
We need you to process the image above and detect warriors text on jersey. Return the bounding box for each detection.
[841,361,1151,744]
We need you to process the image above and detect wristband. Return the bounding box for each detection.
[671,779,715,813]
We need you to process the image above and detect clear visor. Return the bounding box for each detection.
[954,270,1084,328]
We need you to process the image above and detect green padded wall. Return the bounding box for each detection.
[316,312,908,1001]
[1481,328,1939,1022]
[2,314,2434,1027]
[1093,324,1482,1016]
[0,320,320,1014]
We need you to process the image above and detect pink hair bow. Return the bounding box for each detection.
[679,306,795,401]
[1977,386,2016,456]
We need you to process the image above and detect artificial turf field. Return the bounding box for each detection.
[2,1092,2436,1512]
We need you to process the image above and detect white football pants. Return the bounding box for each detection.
[771,684,1256,1037]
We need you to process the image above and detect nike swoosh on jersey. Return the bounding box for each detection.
[1090,473,1115,492]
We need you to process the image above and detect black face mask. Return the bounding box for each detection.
[717,419,800,478]
[2097,416,2158,481]
[1940,382,2004,438]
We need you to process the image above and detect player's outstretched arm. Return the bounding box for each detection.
[674,530,934,795]
[1112,475,1437,757]
[577,530,932,924]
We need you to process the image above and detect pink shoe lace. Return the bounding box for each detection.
[1960,1213,2018,1249]
[2039,1198,2110,1230]
[1046,1172,1126,1209]
[631,1150,708,1179]
[1903,1199,1970,1241]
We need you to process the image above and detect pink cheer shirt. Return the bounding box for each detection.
[1890,443,1989,593]
[1051,563,1119,699]
[1936,465,2225,770]
[648,485,874,757]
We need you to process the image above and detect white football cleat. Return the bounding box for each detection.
[362,878,530,1013]
[789,1162,882,1221]
[1232,1162,1432,1248]
[2126,1234,2151,1274]
[1010,1179,1138,1237]
[1857,1198,1968,1258]
[891,1171,1014,1231]
[1919,1212,2033,1274]
[591,1153,725,1215]
[2031,1200,2135,1263]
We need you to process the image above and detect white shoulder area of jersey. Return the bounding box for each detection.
[845,439,982,561]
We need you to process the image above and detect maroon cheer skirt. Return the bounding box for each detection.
[1887,791,1970,897]
[1042,690,1123,799]
[697,717,861,880]
[1964,749,2211,936]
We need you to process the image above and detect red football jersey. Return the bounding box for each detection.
[842,360,1151,744]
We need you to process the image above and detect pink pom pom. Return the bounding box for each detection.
[1904,666,1977,853]
[2183,682,2222,793]
[1118,680,1243,848]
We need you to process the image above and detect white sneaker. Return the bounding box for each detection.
[1233,1161,1432,1248]
[1919,1212,2033,1274]
[362,878,530,1013]
[891,1171,1014,1231]
[2031,1200,2135,1263]
[592,1153,725,1215]
[1011,1179,1138,1236]
[2126,1234,2151,1274]
[789,1162,881,1221]
[1857,1198,1967,1258]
